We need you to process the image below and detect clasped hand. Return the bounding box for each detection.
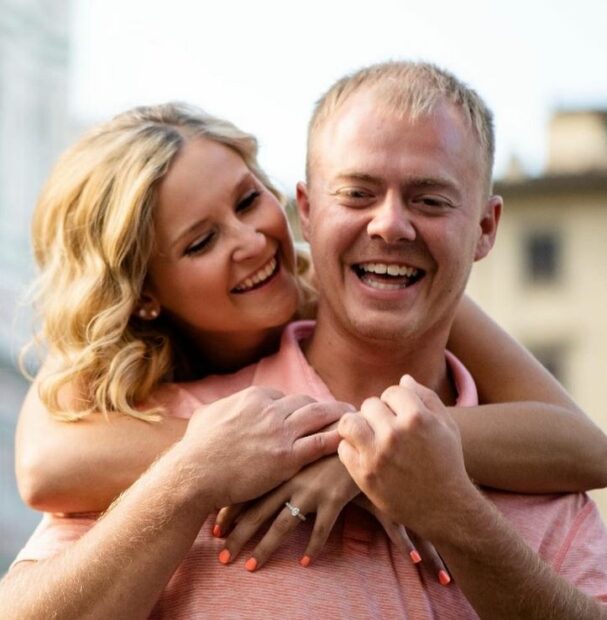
[211,387,450,581]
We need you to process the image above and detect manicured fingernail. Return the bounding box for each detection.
[245,557,258,572]
[218,549,231,565]
[438,569,451,586]
[409,549,422,564]
[212,524,222,538]
[299,555,311,567]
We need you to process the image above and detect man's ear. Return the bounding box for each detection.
[295,181,312,242]
[474,195,502,261]
[133,291,161,321]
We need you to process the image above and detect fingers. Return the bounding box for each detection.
[243,501,307,571]
[398,375,443,411]
[287,400,353,433]
[298,504,341,567]
[409,532,452,586]
[218,489,287,565]
[378,385,427,425]
[293,429,341,467]
[214,504,245,538]
[337,412,374,449]
[287,401,352,467]
[352,496,421,565]
[273,393,317,419]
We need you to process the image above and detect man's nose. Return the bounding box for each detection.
[366,195,416,244]
[231,222,267,262]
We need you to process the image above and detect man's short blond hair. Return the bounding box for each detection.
[307,60,495,191]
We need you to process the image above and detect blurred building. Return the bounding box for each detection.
[0,0,73,572]
[467,109,607,517]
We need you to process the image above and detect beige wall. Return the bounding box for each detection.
[467,188,607,516]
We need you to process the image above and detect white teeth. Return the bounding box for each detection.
[365,280,406,291]
[359,263,418,278]
[234,257,277,292]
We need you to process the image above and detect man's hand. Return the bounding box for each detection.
[181,387,344,509]
[337,375,476,539]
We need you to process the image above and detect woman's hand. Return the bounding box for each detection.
[213,452,451,584]
[352,495,452,586]
[214,455,358,570]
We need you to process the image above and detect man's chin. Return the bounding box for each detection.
[344,313,419,344]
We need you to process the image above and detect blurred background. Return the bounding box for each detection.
[1,0,606,573]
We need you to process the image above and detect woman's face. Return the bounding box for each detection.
[146,137,299,346]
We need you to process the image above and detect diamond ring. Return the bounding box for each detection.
[285,501,306,522]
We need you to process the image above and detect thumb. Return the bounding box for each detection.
[399,374,443,411]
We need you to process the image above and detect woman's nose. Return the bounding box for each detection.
[231,224,267,262]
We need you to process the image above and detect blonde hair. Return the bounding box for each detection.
[28,102,285,422]
[307,60,495,191]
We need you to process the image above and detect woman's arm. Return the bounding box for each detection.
[18,295,607,518]
[448,295,607,492]
[16,381,187,513]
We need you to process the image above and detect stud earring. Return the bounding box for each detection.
[138,307,160,320]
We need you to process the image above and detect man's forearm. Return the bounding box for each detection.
[0,442,213,620]
[433,487,607,619]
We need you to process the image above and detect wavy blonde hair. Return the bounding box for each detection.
[28,102,289,422]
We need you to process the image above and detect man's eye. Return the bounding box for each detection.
[414,196,451,209]
[343,188,370,199]
[236,190,261,213]
[333,187,373,202]
[184,233,213,256]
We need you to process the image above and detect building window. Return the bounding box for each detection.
[524,232,561,283]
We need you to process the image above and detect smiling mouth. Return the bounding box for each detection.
[352,262,425,290]
[232,255,280,294]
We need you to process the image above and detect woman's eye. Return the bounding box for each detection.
[184,233,214,257]
[236,190,261,213]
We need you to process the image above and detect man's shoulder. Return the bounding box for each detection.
[176,364,259,410]
[486,489,607,568]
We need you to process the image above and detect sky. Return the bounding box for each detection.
[70,0,607,195]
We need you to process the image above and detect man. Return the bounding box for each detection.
[2,61,606,618]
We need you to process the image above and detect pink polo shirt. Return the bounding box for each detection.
[13,321,607,618]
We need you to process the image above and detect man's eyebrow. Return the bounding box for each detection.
[405,175,455,188]
[333,172,382,185]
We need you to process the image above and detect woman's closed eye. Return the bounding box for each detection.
[184,232,214,257]
[236,190,261,213]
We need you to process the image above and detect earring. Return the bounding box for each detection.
[138,307,160,320]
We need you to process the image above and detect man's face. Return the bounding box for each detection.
[297,91,501,346]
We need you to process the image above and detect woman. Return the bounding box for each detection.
[15,102,607,575]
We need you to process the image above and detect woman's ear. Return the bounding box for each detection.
[133,292,161,321]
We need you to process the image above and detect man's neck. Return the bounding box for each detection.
[303,316,456,408]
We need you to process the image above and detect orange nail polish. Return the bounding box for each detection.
[212,524,222,538]
[409,549,422,564]
[438,569,451,586]
[245,557,258,572]
[299,555,311,567]
[218,549,231,565]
